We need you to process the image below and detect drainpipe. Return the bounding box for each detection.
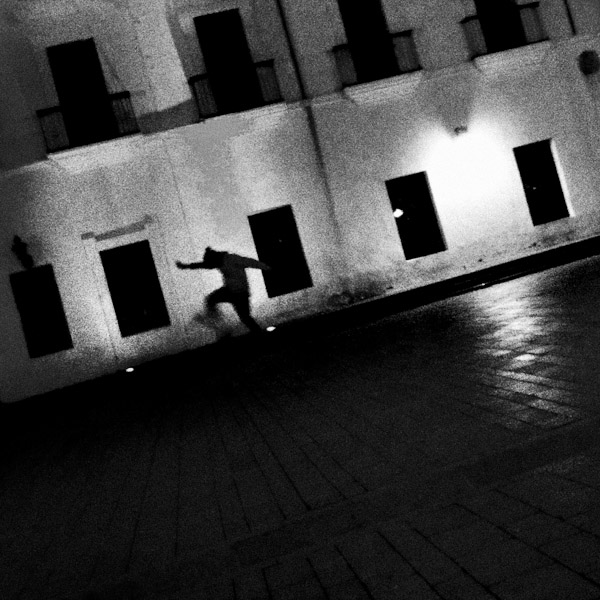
[563,0,577,36]
[272,0,349,291]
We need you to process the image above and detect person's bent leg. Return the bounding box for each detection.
[206,287,230,313]
[232,293,262,333]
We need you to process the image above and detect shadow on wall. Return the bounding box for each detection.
[0,22,48,171]
[137,100,200,134]
[430,73,478,137]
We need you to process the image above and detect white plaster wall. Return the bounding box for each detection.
[0,106,342,402]
[1,0,600,402]
[313,38,600,297]
[163,106,345,323]
[573,0,600,36]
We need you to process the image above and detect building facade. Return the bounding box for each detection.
[1,0,600,402]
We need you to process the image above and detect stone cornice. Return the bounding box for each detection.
[47,133,147,173]
[473,40,552,76]
[341,69,424,105]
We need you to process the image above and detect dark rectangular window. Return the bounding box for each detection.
[47,38,118,147]
[474,0,527,54]
[337,0,399,83]
[194,10,263,115]
[10,265,73,358]
[386,173,446,260]
[514,140,569,226]
[100,241,170,337]
[248,205,313,298]
[463,3,546,59]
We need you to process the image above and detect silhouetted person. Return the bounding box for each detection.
[176,247,270,334]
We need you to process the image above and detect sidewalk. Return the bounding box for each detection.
[2,254,600,599]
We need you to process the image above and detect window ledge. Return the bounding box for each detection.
[202,101,289,126]
[552,33,600,55]
[48,133,146,173]
[473,40,552,76]
[342,69,424,105]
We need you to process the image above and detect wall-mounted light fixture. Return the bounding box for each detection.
[454,125,468,136]
[11,235,34,270]
[578,50,600,76]
[393,208,404,219]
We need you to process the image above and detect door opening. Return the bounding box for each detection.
[514,140,569,226]
[194,10,263,115]
[386,172,446,260]
[47,38,118,147]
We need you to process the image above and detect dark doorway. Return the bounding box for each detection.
[194,10,263,115]
[337,0,399,83]
[474,0,526,53]
[10,265,73,358]
[386,173,446,260]
[514,140,569,226]
[100,241,171,338]
[248,205,313,298]
[47,38,118,147]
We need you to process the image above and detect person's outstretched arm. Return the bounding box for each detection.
[235,256,271,271]
[176,260,213,270]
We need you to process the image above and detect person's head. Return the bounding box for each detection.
[203,246,223,267]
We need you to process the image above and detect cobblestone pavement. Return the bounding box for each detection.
[3,255,600,599]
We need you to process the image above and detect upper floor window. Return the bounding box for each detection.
[335,0,407,85]
[10,264,73,358]
[36,38,139,153]
[188,9,282,120]
[333,30,421,88]
[462,1,547,59]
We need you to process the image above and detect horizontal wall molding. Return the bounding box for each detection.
[474,40,552,76]
[342,69,424,105]
[81,215,154,242]
[48,133,146,173]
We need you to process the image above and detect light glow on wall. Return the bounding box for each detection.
[425,122,521,242]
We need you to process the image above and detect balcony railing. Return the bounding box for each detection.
[332,30,421,88]
[462,2,548,59]
[188,59,283,120]
[36,91,140,153]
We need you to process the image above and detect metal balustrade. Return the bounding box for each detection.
[36,91,140,153]
[332,30,421,88]
[462,2,548,59]
[188,59,283,120]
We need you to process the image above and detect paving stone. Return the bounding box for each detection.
[364,574,443,600]
[263,555,327,600]
[569,509,600,536]
[378,521,463,584]
[434,573,497,600]
[234,568,269,600]
[430,520,513,559]
[490,564,600,600]
[541,533,600,573]
[5,258,600,599]
[406,504,480,537]
[500,473,600,518]
[335,528,415,585]
[459,489,536,525]
[505,513,579,546]
[308,546,368,597]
